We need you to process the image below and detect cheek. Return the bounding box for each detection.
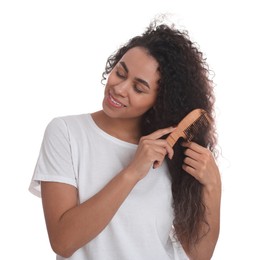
[134,96,156,110]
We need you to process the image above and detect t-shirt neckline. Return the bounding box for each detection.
[86,113,138,149]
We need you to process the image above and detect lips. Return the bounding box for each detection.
[107,93,126,108]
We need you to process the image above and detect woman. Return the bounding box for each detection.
[29,18,221,260]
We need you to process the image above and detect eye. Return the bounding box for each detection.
[116,70,126,79]
[133,84,143,94]
[115,65,127,79]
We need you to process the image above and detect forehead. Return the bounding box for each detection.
[119,47,160,79]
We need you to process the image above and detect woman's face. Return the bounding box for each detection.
[102,47,160,122]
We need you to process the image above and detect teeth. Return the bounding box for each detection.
[109,95,124,107]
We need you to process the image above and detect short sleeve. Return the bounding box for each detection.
[29,117,77,197]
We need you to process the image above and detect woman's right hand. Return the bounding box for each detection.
[126,126,175,180]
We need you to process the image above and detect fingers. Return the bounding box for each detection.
[136,127,175,171]
[141,138,174,169]
[181,141,208,154]
[181,141,219,186]
[183,156,200,171]
[141,126,175,160]
[146,126,176,140]
[152,146,168,169]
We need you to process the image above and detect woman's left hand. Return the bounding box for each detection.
[181,141,221,189]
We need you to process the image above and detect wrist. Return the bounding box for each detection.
[120,166,141,184]
[203,179,222,195]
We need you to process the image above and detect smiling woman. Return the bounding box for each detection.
[28,17,220,260]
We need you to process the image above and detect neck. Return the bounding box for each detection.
[92,110,142,144]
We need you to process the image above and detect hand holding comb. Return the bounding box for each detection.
[166,108,210,147]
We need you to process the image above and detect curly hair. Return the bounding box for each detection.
[101,19,217,249]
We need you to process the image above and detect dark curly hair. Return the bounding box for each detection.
[101,19,217,249]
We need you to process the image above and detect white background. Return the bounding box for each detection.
[1,0,274,259]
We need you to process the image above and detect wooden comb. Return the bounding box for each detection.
[166,108,210,147]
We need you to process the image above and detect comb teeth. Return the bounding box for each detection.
[166,108,211,147]
[183,112,209,142]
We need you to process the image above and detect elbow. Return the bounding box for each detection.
[187,251,214,260]
[185,236,219,260]
[50,238,76,258]
[186,250,214,260]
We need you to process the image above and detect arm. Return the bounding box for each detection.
[41,169,139,258]
[41,127,175,258]
[180,141,221,260]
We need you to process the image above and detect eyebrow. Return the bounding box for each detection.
[120,61,150,89]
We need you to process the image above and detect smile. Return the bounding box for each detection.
[107,94,126,108]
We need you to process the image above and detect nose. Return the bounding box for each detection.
[113,80,129,97]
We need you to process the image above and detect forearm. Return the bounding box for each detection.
[186,184,221,260]
[47,169,138,257]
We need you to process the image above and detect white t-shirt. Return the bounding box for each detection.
[29,114,188,260]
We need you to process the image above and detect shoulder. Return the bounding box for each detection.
[44,113,91,139]
[47,113,90,128]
